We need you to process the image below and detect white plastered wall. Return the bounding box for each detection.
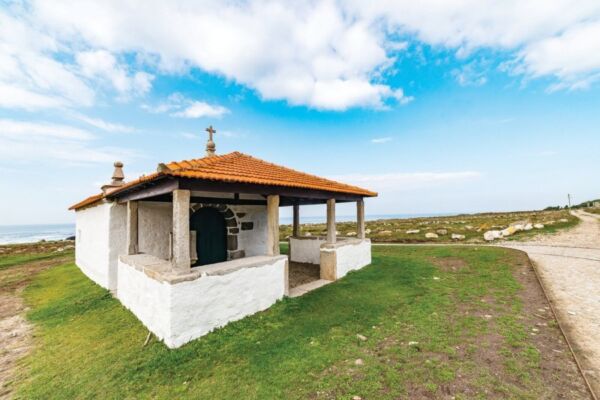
[230,205,268,256]
[289,237,326,264]
[75,201,126,291]
[117,255,287,348]
[333,239,372,279]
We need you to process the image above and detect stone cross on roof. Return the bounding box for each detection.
[205,125,216,157]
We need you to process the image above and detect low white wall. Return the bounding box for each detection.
[320,239,372,280]
[335,239,372,278]
[117,255,287,348]
[138,201,172,259]
[289,236,325,264]
[75,201,126,291]
[169,257,286,347]
[117,258,172,340]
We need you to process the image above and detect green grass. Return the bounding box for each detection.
[14,246,551,399]
[280,209,578,243]
[0,251,72,270]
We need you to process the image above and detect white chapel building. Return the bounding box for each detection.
[70,127,377,348]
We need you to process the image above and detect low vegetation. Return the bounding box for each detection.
[280,209,578,243]
[5,244,588,399]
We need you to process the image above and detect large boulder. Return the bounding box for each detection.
[425,232,439,239]
[533,223,545,229]
[436,229,448,235]
[451,234,466,240]
[406,229,420,234]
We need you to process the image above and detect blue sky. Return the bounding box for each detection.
[1,1,600,225]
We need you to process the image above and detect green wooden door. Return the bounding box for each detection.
[190,208,227,266]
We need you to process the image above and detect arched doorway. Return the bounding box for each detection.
[190,207,227,266]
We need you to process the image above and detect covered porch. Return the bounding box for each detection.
[113,176,370,292]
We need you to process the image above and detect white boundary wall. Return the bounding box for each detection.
[75,202,126,291]
[117,255,287,348]
[289,237,326,264]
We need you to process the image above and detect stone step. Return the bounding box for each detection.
[288,279,333,298]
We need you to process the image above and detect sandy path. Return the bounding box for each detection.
[503,210,600,395]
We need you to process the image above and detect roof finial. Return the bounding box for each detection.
[101,161,125,194]
[205,125,216,157]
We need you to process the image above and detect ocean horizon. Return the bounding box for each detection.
[0,213,455,245]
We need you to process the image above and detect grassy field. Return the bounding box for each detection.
[280,209,578,243]
[584,208,600,215]
[6,245,589,399]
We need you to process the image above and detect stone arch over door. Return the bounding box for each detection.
[190,203,245,260]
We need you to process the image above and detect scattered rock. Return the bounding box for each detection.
[559,218,568,223]
[352,396,362,400]
[436,229,448,235]
[534,223,545,229]
[501,225,519,237]
[305,232,312,237]
[524,223,533,231]
[406,229,420,234]
[451,233,465,240]
[425,232,439,239]
[484,230,502,241]
[365,229,371,234]
[346,231,357,236]
[465,225,474,230]
[408,341,419,346]
[354,358,364,366]
[433,276,440,280]
[379,230,392,236]
[356,334,367,341]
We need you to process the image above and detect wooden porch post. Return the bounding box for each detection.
[292,203,300,237]
[327,198,336,244]
[357,199,365,240]
[172,189,191,273]
[126,201,138,255]
[267,195,280,256]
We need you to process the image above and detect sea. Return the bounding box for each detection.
[0,224,76,245]
[0,213,454,245]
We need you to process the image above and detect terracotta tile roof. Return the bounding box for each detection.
[70,151,377,210]
[68,193,105,210]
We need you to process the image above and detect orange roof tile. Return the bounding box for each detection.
[70,151,377,210]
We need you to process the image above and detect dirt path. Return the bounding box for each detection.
[0,254,72,399]
[503,210,600,395]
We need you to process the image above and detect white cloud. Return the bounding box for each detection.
[371,137,393,144]
[27,0,411,110]
[2,0,600,116]
[143,93,229,119]
[171,101,229,119]
[0,119,136,163]
[70,113,136,133]
[76,50,154,98]
[332,171,483,191]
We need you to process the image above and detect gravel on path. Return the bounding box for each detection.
[504,210,600,396]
